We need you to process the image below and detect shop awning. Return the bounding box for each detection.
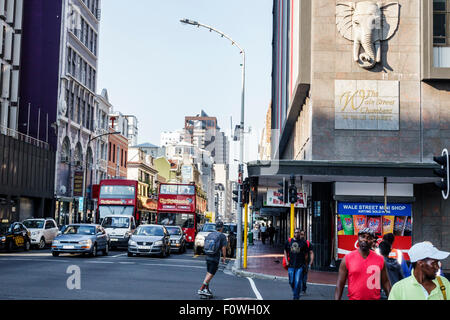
[248,160,439,186]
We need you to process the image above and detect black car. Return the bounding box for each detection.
[223,223,237,258]
[0,222,31,252]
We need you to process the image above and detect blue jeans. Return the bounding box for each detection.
[288,266,304,299]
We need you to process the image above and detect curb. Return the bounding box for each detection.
[228,263,289,282]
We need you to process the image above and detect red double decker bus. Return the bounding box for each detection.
[156,183,207,246]
[96,179,139,223]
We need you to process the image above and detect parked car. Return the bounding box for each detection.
[165,225,186,253]
[223,223,237,258]
[51,224,109,257]
[194,223,216,255]
[101,215,136,250]
[22,218,59,249]
[127,224,171,257]
[0,222,31,252]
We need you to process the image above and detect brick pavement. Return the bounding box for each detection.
[240,238,339,285]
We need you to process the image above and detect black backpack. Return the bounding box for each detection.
[203,231,222,255]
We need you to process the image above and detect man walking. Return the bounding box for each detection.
[335,228,391,300]
[284,228,308,300]
[300,230,314,295]
[267,223,275,246]
[389,241,449,300]
[197,220,227,298]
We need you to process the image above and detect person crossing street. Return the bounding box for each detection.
[284,228,309,300]
[197,220,227,298]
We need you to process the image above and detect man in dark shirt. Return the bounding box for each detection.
[197,220,227,298]
[284,228,309,299]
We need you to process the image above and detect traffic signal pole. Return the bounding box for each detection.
[243,202,248,269]
[290,203,295,239]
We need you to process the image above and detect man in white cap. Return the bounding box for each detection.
[389,241,449,300]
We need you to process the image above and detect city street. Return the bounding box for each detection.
[0,248,340,300]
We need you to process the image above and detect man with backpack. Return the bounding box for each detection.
[197,220,228,298]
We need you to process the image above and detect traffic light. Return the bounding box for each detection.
[242,178,250,204]
[232,184,241,204]
[433,149,449,200]
[289,175,298,204]
[277,178,288,203]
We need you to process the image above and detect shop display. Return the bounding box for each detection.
[382,216,395,235]
[394,216,407,236]
[337,216,345,235]
[340,215,354,235]
[367,216,382,235]
[337,202,412,260]
[353,215,367,235]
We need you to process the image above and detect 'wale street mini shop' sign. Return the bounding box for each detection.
[338,202,411,216]
[335,80,399,130]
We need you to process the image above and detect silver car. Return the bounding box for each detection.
[51,224,109,257]
[127,224,171,257]
[165,226,186,254]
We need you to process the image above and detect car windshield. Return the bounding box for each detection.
[224,224,237,234]
[135,226,164,236]
[101,217,130,229]
[63,225,96,235]
[165,227,182,235]
[202,224,216,232]
[23,220,44,229]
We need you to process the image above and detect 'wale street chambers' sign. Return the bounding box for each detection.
[335,80,399,130]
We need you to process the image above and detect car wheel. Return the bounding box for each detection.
[90,244,97,257]
[52,252,59,257]
[167,246,171,257]
[39,237,46,249]
[127,251,133,257]
[7,241,13,253]
[24,240,31,251]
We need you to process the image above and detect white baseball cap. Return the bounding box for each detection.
[409,241,450,263]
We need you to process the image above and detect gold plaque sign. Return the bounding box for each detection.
[335,80,399,130]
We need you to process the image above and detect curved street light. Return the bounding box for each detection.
[180,18,246,270]
[82,131,121,222]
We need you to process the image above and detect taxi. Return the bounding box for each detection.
[0,222,31,252]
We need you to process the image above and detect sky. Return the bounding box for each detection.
[97,0,273,147]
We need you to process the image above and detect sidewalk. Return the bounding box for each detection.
[231,238,339,286]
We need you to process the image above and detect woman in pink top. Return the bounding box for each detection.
[335,228,391,300]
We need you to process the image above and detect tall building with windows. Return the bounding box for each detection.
[0,0,56,223]
[248,0,450,273]
[19,0,101,225]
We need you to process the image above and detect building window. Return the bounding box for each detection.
[112,144,116,163]
[124,151,127,168]
[108,142,111,161]
[434,0,448,45]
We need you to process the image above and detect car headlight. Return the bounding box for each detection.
[124,231,131,238]
[176,240,181,244]
[52,240,60,245]
[79,239,92,246]
[129,240,137,246]
[197,235,204,241]
[1,236,6,242]
[154,240,163,246]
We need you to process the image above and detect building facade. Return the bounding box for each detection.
[248,0,450,273]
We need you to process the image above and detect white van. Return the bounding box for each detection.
[101,215,136,250]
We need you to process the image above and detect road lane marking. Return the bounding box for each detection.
[110,253,127,258]
[85,261,114,264]
[247,277,263,300]
[142,263,204,269]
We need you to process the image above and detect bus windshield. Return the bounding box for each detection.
[157,212,194,228]
[159,185,195,195]
[99,206,134,220]
[100,185,135,199]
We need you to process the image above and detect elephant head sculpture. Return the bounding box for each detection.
[336,1,399,69]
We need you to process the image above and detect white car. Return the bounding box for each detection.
[194,223,217,255]
[22,218,59,249]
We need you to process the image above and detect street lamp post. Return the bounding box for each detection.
[180,18,246,269]
[82,131,120,223]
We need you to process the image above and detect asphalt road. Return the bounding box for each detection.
[0,247,340,300]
